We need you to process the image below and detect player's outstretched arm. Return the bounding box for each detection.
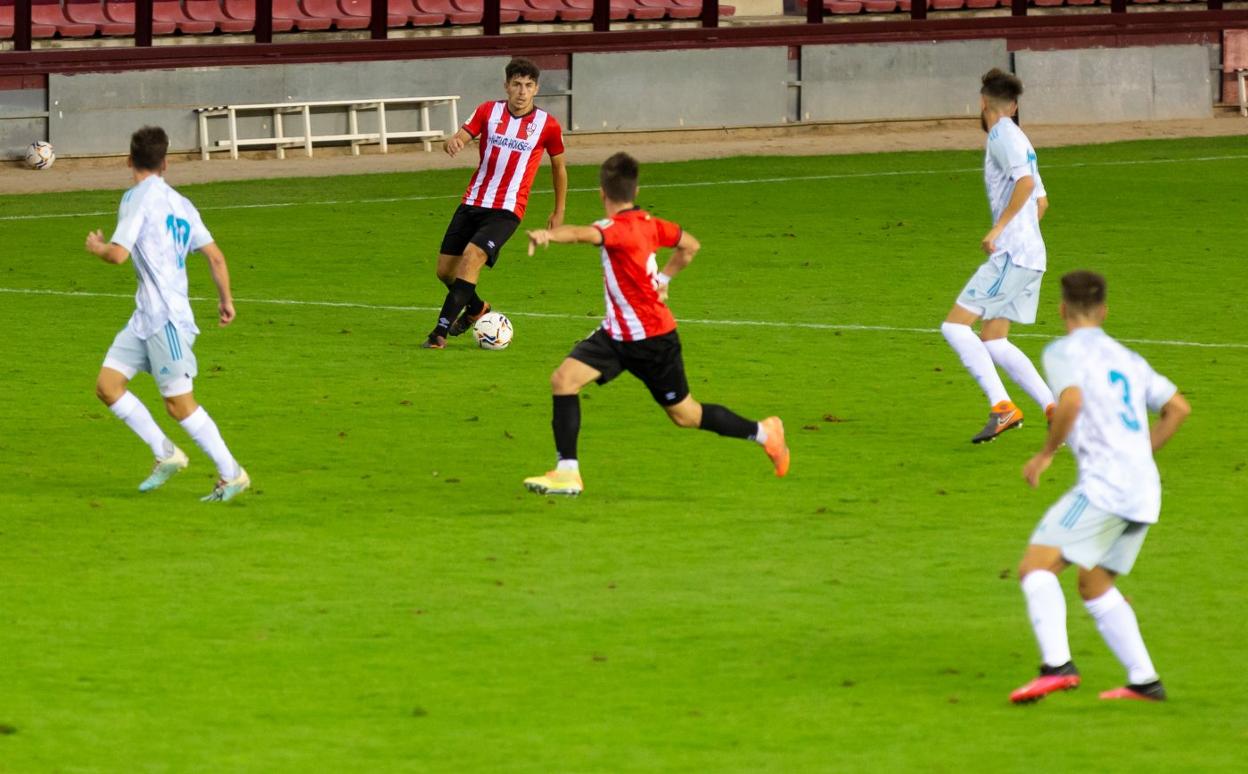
[1151,392,1190,452]
[526,226,603,255]
[1023,385,1081,488]
[85,229,130,265]
[548,153,567,229]
[199,242,236,327]
[982,175,1036,255]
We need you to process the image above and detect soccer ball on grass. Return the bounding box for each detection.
[473,312,514,350]
[25,141,55,170]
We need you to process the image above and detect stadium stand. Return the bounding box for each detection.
[1227,28,1248,115]
[184,0,254,31]
[31,0,96,36]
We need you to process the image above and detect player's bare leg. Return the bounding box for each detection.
[425,247,490,348]
[1010,545,1081,703]
[96,366,188,491]
[161,391,249,502]
[665,396,790,477]
[1077,566,1165,701]
[980,317,1056,420]
[524,358,599,495]
[942,304,1022,443]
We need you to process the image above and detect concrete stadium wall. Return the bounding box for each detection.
[801,40,1009,122]
[44,56,570,156]
[0,40,1220,158]
[570,48,789,131]
[1014,45,1212,123]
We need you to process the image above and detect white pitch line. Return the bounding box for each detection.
[2,153,1246,223]
[3,286,1246,351]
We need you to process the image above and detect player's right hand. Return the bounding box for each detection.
[218,298,236,327]
[85,229,106,255]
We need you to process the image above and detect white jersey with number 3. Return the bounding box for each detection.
[985,116,1046,271]
[110,175,213,340]
[1042,327,1178,524]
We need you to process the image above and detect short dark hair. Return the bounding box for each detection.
[505,57,540,82]
[1060,270,1107,314]
[600,152,639,203]
[981,68,1023,104]
[130,126,168,171]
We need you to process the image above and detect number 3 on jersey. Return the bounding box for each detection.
[166,215,191,268]
[1109,370,1142,431]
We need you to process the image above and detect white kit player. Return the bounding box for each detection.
[1010,271,1190,704]
[86,126,250,502]
[941,68,1056,444]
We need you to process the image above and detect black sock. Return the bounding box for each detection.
[699,403,757,440]
[464,293,486,318]
[552,395,580,461]
[433,278,476,337]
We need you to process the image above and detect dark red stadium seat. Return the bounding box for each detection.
[524,0,590,20]
[65,0,133,34]
[104,0,179,32]
[501,0,556,21]
[413,0,477,22]
[32,0,97,36]
[1033,0,1063,6]
[824,0,861,12]
[154,0,218,32]
[337,0,409,25]
[301,0,369,26]
[965,0,1000,8]
[185,0,253,31]
[450,0,521,22]
[560,0,628,20]
[613,0,666,19]
[386,0,445,24]
[220,0,300,30]
[1065,0,1095,5]
[929,0,965,8]
[669,0,732,14]
[636,0,700,18]
[860,0,896,10]
[0,0,59,37]
[271,0,334,27]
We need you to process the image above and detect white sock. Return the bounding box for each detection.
[941,322,1010,406]
[179,407,240,480]
[984,338,1055,410]
[556,459,579,473]
[109,391,174,459]
[1021,570,1072,667]
[1084,587,1159,685]
[752,422,768,446]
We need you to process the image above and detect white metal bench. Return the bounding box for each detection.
[196,96,460,160]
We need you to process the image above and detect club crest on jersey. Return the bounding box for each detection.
[524,122,538,138]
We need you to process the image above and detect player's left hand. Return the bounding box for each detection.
[1023,451,1053,488]
[547,210,564,230]
[527,230,550,256]
[85,229,106,256]
[981,227,1002,255]
[218,298,236,327]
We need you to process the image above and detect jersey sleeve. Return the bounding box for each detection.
[1033,169,1047,199]
[1142,361,1179,413]
[654,218,682,249]
[990,128,1034,183]
[110,196,146,252]
[1042,340,1080,398]
[462,102,491,138]
[542,115,565,157]
[187,206,214,252]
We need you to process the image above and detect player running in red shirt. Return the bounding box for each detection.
[521,153,789,496]
[422,57,568,349]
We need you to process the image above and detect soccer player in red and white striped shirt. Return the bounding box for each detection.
[520,153,790,496]
[422,57,568,349]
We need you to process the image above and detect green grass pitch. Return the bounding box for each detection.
[1,136,1245,772]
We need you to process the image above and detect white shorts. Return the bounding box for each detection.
[103,322,198,397]
[1030,488,1150,574]
[955,253,1043,323]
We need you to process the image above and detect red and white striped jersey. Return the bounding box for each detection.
[593,208,683,342]
[461,100,565,219]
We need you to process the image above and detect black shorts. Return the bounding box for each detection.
[439,204,521,267]
[568,328,690,407]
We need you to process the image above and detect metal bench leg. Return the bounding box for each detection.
[421,103,431,152]
[303,105,313,158]
[1240,71,1247,118]
[199,111,210,161]
[274,108,286,160]
[228,108,239,161]
[378,103,388,154]
[349,106,360,157]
